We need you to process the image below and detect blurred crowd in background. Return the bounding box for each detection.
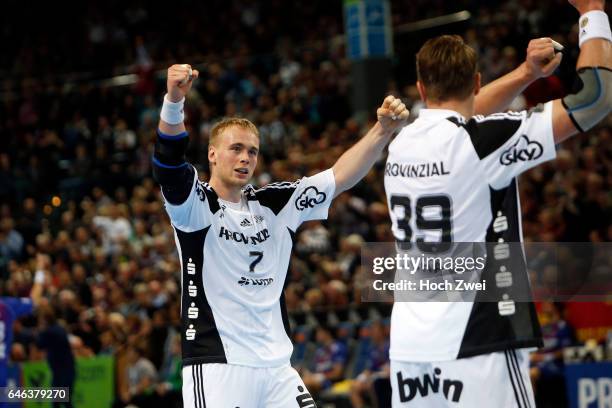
[1,0,610,407]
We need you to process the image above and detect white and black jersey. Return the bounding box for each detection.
[384,102,556,362]
[153,132,335,368]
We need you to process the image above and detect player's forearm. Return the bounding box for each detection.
[474,63,535,116]
[332,122,393,196]
[553,5,611,142]
[577,38,612,70]
[159,119,186,136]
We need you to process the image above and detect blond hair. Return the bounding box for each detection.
[209,117,259,146]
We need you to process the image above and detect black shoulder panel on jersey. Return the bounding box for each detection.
[457,181,542,358]
[200,183,220,214]
[176,226,228,366]
[153,165,195,205]
[463,116,523,160]
[251,181,300,215]
[446,117,463,127]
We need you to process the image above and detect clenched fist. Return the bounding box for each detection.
[167,64,200,102]
[377,95,409,134]
[524,38,564,79]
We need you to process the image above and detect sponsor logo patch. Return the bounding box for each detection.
[500,135,543,165]
[396,368,463,403]
[295,186,326,211]
[237,277,274,286]
[295,385,316,407]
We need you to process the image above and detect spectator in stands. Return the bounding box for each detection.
[122,344,157,408]
[35,305,76,408]
[303,324,348,394]
[350,320,390,408]
[530,302,576,408]
[155,334,182,408]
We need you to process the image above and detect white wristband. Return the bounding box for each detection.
[34,270,45,284]
[160,94,185,125]
[579,11,612,48]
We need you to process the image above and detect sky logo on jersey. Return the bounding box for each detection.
[499,135,543,165]
[396,368,463,403]
[295,187,326,211]
[218,226,270,245]
[295,385,316,407]
[237,277,274,286]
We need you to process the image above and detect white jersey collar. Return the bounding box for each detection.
[418,108,466,121]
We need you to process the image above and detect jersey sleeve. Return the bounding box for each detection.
[468,101,557,189]
[281,169,336,231]
[253,169,336,232]
[159,166,212,232]
[152,130,212,231]
[0,297,33,317]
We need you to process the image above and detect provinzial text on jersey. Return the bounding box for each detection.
[385,161,450,178]
[219,226,270,245]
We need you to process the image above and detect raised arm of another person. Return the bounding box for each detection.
[474,38,563,115]
[332,96,409,197]
[30,253,50,308]
[551,0,612,143]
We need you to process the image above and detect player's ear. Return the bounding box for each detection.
[208,145,216,166]
[473,72,481,96]
[416,81,427,103]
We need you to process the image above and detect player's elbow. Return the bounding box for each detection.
[562,67,612,132]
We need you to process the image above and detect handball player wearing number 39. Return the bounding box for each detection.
[385,0,611,407]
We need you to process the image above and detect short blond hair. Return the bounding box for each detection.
[210,117,259,146]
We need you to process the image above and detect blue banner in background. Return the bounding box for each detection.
[344,0,393,60]
[565,363,612,408]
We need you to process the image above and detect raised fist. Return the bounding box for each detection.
[166,64,200,102]
[377,95,410,134]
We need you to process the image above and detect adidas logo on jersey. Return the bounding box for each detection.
[240,218,252,227]
[396,368,463,403]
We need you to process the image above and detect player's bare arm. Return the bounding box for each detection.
[332,96,409,197]
[474,37,564,115]
[552,0,612,142]
[158,64,200,136]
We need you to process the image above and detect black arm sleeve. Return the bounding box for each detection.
[152,130,196,205]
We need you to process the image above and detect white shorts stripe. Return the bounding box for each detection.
[504,351,524,408]
[510,350,531,408]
